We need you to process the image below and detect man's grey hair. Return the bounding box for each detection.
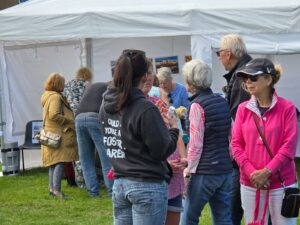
[182,59,212,91]
[221,34,247,59]
[156,67,172,81]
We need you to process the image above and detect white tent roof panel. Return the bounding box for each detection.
[0,0,299,40]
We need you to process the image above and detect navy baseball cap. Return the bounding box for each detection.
[236,58,276,77]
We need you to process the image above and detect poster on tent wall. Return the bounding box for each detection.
[155,56,179,74]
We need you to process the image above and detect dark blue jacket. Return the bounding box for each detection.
[188,88,232,175]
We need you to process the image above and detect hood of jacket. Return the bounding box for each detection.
[41,91,70,108]
[41,91,59,106]
[102,86,145,114]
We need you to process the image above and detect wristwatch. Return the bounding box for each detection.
[183,171,190,178]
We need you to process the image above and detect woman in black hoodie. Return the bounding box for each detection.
[99,49,179,225]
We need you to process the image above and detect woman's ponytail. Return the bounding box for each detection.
[273,64,282,85]
[113,49,147,112]
[113,55,133,112]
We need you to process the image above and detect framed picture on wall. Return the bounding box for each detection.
[185,55,192,62]
[155,56,179,74]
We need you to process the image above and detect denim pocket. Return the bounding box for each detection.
[112,180,168,225]
[131,189,167,216]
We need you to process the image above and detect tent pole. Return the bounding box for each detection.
[0,71,5,150]
[85,38,92,69]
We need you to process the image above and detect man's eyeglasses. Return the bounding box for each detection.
[241,75,260,82]
[216,49,226,57]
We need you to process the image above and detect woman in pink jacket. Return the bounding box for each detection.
[232,58,298,225]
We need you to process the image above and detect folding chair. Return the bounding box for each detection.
[19,120,43,172]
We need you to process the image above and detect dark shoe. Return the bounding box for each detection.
[89,193,100,198]
[49,191,55,196]
[66,178,77,187]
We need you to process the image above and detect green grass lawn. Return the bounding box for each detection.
[0,159,300,225]
[0,167,113,225]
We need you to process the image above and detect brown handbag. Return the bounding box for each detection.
[253,112,300,218]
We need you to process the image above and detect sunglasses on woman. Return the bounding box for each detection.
[242,75,260,82]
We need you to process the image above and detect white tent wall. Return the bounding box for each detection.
[0,40,86,168]
[92,36,191,84]
[1,40,86,145]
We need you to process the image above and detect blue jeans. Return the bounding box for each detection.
[168,194,183,212]
[231,167,243,225]
[180,173,233,225]
[75,112,113,196]
[112,178,168,225]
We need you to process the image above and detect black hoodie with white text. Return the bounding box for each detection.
[99,86,179,182]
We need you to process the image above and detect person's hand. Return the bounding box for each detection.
[167,114,178,129]
[175,158,188,170]
[168,159,185,174]
[250,168,272,189]
[156,100,169,113]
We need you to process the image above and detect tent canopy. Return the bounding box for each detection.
[1,0,300,155]
[0,0,299,40]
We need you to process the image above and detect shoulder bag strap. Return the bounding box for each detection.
[252,113,274,158]
[253,189,260,221]
[260,189,269,224]
[253,189,269,223]
[252,112,285,186]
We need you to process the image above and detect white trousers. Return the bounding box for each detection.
[241,184,297,225]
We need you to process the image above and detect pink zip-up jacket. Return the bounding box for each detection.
[232,93,298,189]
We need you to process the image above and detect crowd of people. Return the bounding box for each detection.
[40,34,298,225]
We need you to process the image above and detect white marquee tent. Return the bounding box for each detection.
[0,0,300,157]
